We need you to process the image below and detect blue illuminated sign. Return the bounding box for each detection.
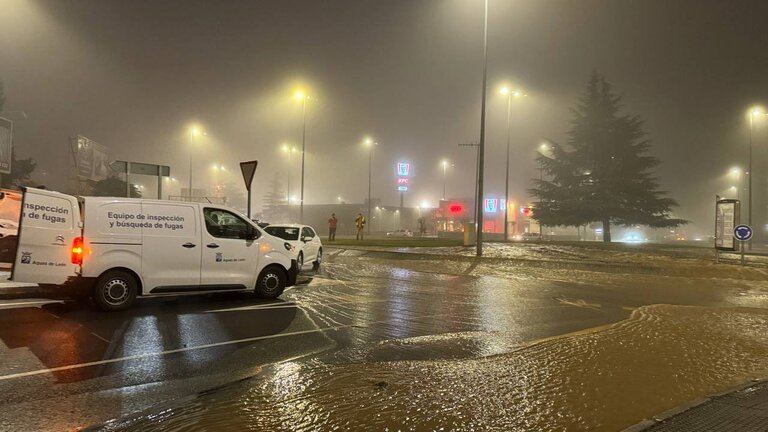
[397,186,408,191]
[397,162,410,177]
[484,198,498,213]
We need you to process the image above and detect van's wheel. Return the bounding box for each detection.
[313,248,322,271]
[255,266,286,299]
[296,252,304,270]
[93,270,138,311]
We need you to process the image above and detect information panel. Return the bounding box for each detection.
[715,198,739,251]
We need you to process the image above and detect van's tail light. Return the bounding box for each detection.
[71,236,84,265]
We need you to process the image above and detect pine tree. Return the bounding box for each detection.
[262,173,287,221]
[0,150,37,189]
[529,71,685,242]
[92,176,142,198]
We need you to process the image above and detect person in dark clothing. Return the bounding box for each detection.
[328,213,338,241]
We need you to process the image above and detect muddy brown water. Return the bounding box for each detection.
[101,304,768,431]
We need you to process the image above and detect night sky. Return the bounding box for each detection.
[2,0,768,234]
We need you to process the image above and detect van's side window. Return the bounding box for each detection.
[203,208,255,240]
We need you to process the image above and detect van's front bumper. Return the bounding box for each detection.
[287,259,299,286]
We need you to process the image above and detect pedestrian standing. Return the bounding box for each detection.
[355,212,366,240]
[328,213,338,241]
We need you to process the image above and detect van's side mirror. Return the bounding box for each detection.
[239,227,259,240]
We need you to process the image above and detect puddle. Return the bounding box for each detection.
[99,305,768,432]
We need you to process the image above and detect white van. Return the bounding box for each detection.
[10,188,298,311]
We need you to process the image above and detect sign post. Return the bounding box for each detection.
[733,224,753,266]
[239,160,258,218]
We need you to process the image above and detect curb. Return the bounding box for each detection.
[620,377,768,431]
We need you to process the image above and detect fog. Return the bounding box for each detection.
[2,0,768,235]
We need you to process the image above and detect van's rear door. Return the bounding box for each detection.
[11,188,81,284]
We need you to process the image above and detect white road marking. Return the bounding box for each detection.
[90,332,111,343]
[0,300,64,308]
[206,303,298,313]
[0,313,446,382]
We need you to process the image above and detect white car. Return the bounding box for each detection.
[264,224,323,270]
[386,229,413,238]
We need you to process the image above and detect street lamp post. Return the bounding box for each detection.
[748,108,764,250]
[730,167,742,201]
[281,144,296,204]
[364,138,376,235]
[499,86,519,242]
[188,127,201,201]
[441,160,449,200]
[296,91,310,223]
[475,0,489,257]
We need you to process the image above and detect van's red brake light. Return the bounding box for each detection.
[71,237,84,265]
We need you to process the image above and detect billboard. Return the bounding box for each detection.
[71,135,110,181]
[715,198,739,251]
[0,117,12,175]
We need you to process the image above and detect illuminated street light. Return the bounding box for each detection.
[500,84,525,242]
[295,90,311,223]
[281,143,298,203]
[188,126,205,200]
[363,137,377,235]
[747,106,765,248]
[441,159,453,200]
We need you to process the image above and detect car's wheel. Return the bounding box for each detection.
[255,266,286,298]
[297,252,304,269]
[313,248,322,271]
[93,270,138,311]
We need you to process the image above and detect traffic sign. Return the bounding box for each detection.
[239,160,258,191]
[239,160,258,218]
[733,224,753,241]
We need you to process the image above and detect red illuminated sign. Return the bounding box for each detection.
[397,178,409,185]
[449,203,464,214]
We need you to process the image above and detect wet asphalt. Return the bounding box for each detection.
[0,246,763,431]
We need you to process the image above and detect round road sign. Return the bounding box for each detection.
[733,224,753,241]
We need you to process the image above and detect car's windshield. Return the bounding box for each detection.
[264,226,300,241]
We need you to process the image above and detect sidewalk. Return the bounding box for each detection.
[624,379,768,431]
[0,271,47,298]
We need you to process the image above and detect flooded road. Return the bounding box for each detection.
[102,305,768,432]
[2,244,768,430]
[86,245,768,432]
